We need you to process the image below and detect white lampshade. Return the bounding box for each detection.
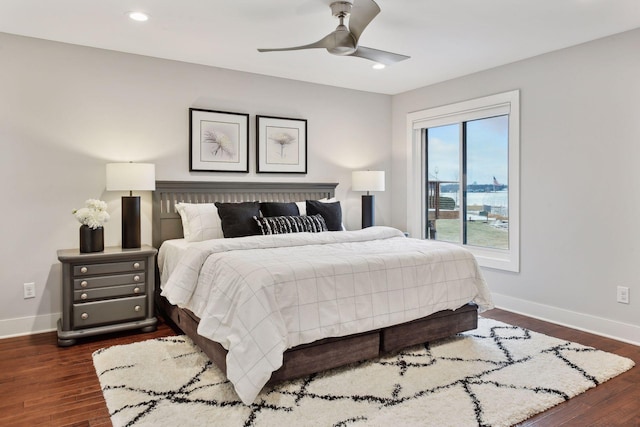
[106,163,155,192]
[352,170,385,192]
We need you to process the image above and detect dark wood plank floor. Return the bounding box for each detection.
[0,309,637,426]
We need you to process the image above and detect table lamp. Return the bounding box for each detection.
[352,170,385,228]
[106,163,155,248]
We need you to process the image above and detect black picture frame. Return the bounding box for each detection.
[189,108,249,172]
[256,115,307,174]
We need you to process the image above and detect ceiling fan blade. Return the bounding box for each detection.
[258,33,335,53]
[349,46,410,65]
[348,0,381,43]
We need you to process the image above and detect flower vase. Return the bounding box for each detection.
[79,225,104,253]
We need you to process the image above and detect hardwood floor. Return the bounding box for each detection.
[0,319,179,427]
[0,309,637,426]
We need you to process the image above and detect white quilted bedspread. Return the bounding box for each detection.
[161,226,493,404]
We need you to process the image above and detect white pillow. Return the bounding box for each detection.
[175,203,224,242]
[295,201,307,216]
[296,198,346,230]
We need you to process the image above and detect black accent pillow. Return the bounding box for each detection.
[254,214,328,235]
[260,202,300,217]
[214,201,261,238]
[306,200,342,231]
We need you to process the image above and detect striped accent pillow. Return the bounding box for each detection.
[254,214,328,235]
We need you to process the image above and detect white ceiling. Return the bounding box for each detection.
[1,0,639,95]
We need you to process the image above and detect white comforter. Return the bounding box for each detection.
[161,226,493,404]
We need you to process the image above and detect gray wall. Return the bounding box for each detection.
[391,28,640,343]
[0,33,391,336]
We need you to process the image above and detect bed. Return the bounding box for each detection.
[152,181,493,404]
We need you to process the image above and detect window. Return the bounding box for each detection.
[406,90,519,272]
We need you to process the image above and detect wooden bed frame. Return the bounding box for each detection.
[152,180,478,385]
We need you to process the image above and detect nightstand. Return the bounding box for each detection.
[56,245,158,346]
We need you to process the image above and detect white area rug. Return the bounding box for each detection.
[92,318,634,427]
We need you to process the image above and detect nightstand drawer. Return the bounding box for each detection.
[74,272,145,290]
[73,296,147,328]
[73,260,145,276]
[74,283,146,302]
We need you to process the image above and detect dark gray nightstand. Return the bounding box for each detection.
[56,245,158,346]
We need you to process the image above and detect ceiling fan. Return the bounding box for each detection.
[257,0,410,66]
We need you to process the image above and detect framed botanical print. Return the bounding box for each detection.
[189,108,249,172]
[256,115,307,174]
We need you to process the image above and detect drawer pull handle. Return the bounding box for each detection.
[133,275,140,282]
[81,312,89,320]
[134,305,141,312]
[133,262,141,269]
[80,280,88,288]
[134,287,141,294]
[80,267,88,274]
[80,293,88,300]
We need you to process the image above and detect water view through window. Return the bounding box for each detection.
[426,115,509,250]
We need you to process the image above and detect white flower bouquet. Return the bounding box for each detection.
[73,199,110,229]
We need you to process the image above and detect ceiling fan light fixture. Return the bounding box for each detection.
[372,63,385,70]
[127,11,149,22]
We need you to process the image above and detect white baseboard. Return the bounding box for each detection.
[0,312,60,339]
[492,293,640,347]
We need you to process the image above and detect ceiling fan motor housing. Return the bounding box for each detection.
[327,27,357,55]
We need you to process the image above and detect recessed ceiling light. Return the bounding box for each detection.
[128,11,149,22]
[372,63,385,70]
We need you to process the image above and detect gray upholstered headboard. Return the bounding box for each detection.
[152,181,338,248]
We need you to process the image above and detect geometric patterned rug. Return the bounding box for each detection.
[92,318,634,427]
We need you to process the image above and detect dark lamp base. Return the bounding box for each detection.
[122,196,141,249]
[361,195,374,228]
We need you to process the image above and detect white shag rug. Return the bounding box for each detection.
[92,318,634,427]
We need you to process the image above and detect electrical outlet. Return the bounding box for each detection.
[23,282,36,299]
[616,286,629,304]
